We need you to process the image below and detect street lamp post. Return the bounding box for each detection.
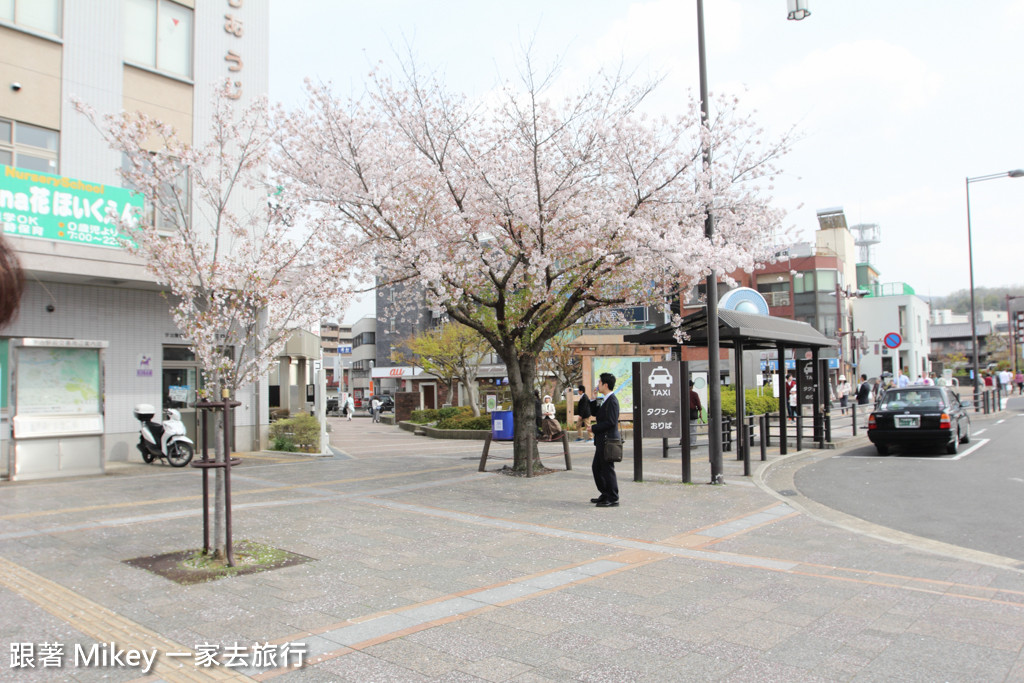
[697,0,809,484]
[965,169,1024,409]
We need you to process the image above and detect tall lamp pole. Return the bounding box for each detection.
[966,169,1024,409]
[697,0,809,483]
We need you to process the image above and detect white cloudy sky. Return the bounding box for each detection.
[269,0,1024,323]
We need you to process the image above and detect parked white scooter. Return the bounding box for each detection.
[134,403,194,467]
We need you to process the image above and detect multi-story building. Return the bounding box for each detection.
[319,321,352,398]
[349,316,376,406]
[1,0,270,476]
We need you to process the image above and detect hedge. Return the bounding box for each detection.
[268,412,320,452]
[436,415,492,430]
[720,388,779,417]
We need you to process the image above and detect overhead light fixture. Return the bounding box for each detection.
[787,0,811,20]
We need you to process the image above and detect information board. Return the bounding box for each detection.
[637,361,683,439]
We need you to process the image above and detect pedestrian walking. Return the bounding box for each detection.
[575,384,594,442]
[786,373,797,422]
[688,380,702,447]
[371,397,382,423]
[998,369,1012,394]
[1016,371,1024,395]
[856,374,872,405]
[345,395,354,421]
[835,375,851,415]
[588,372,620,508]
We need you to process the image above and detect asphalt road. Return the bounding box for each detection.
[793,394,1024,562]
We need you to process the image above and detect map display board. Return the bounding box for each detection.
[16,346,101,414]
[593,356,650,415]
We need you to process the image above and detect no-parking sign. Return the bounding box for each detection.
[884,332,902,349]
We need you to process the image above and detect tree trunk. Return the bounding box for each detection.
[462,375,481,417]
[504,352,542,471]
[211,411,226,560]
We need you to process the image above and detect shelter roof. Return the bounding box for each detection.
[624,308,838,350]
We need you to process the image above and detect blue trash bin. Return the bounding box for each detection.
[491,410,514,440]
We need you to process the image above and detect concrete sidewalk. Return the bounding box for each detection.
[1,419,1023,681]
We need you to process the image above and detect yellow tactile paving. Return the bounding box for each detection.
[0,556,250,682]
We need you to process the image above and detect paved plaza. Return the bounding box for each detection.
[2,416,1024,681]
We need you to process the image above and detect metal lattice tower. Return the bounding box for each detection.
[851,223,881,265]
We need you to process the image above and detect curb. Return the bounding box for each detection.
[752,437,1024,574]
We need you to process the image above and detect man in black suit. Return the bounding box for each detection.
[588,372,620,507]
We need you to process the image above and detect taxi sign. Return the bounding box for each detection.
[637,361,682,438]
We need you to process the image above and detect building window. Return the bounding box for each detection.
[124,0,193,79]
[0,119,59,173]
[0,0,63,36]
[816,269,837,292]
[793,271,813,294]
[121,153,188,233]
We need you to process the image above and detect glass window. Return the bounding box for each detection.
[163,346,195,361]
[16,153,54,173]
[124,0,157,67]
[125,0,192,78]
[157,0,192,78]
[16,0,61,35]
[15,123,58,151]
[0,119,59,173]
[122,152,188,232]
[793,271,813,294]
[816,269,837,292]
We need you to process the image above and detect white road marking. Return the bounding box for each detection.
[974,428,987,435]
[1010,477,1024,484]
[996,419,1006,425]
[899,438,990,461]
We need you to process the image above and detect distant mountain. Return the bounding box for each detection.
[926,285,1024,314]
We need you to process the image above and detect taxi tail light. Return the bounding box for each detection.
[868,414,876,430]
[940,413,951,429]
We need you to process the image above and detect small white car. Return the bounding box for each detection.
[648,367,674,388]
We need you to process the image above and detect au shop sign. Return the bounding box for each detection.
[0,165,143,248]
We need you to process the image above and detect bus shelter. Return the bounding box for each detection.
[626,309,837,465]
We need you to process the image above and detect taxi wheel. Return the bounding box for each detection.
[946,431,959,455]
[875,443,889,456]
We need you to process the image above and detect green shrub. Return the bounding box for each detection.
[269,412,320,452]
[270,435,296,452]
[411,406,474,424]
[409,409,439,424]
[720,388,779,417]
[436,415,492,430]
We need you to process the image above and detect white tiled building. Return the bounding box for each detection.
[1,0,270,474]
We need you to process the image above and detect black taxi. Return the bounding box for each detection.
[867,386,971,456]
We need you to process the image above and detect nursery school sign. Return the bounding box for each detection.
[0,165,143,248]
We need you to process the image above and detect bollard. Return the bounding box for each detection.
[724,416,733,453]
[764,412,771,448]
[824,412,831,445]
[560,431,573,470]
[478,433,493,472]
[851,403,858,436]
[662,437,669,459]
[759,414,767,461]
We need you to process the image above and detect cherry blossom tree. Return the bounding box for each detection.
[276,58,792,470]
[76,84,355,559]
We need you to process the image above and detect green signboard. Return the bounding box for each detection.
[0,164,143,248]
